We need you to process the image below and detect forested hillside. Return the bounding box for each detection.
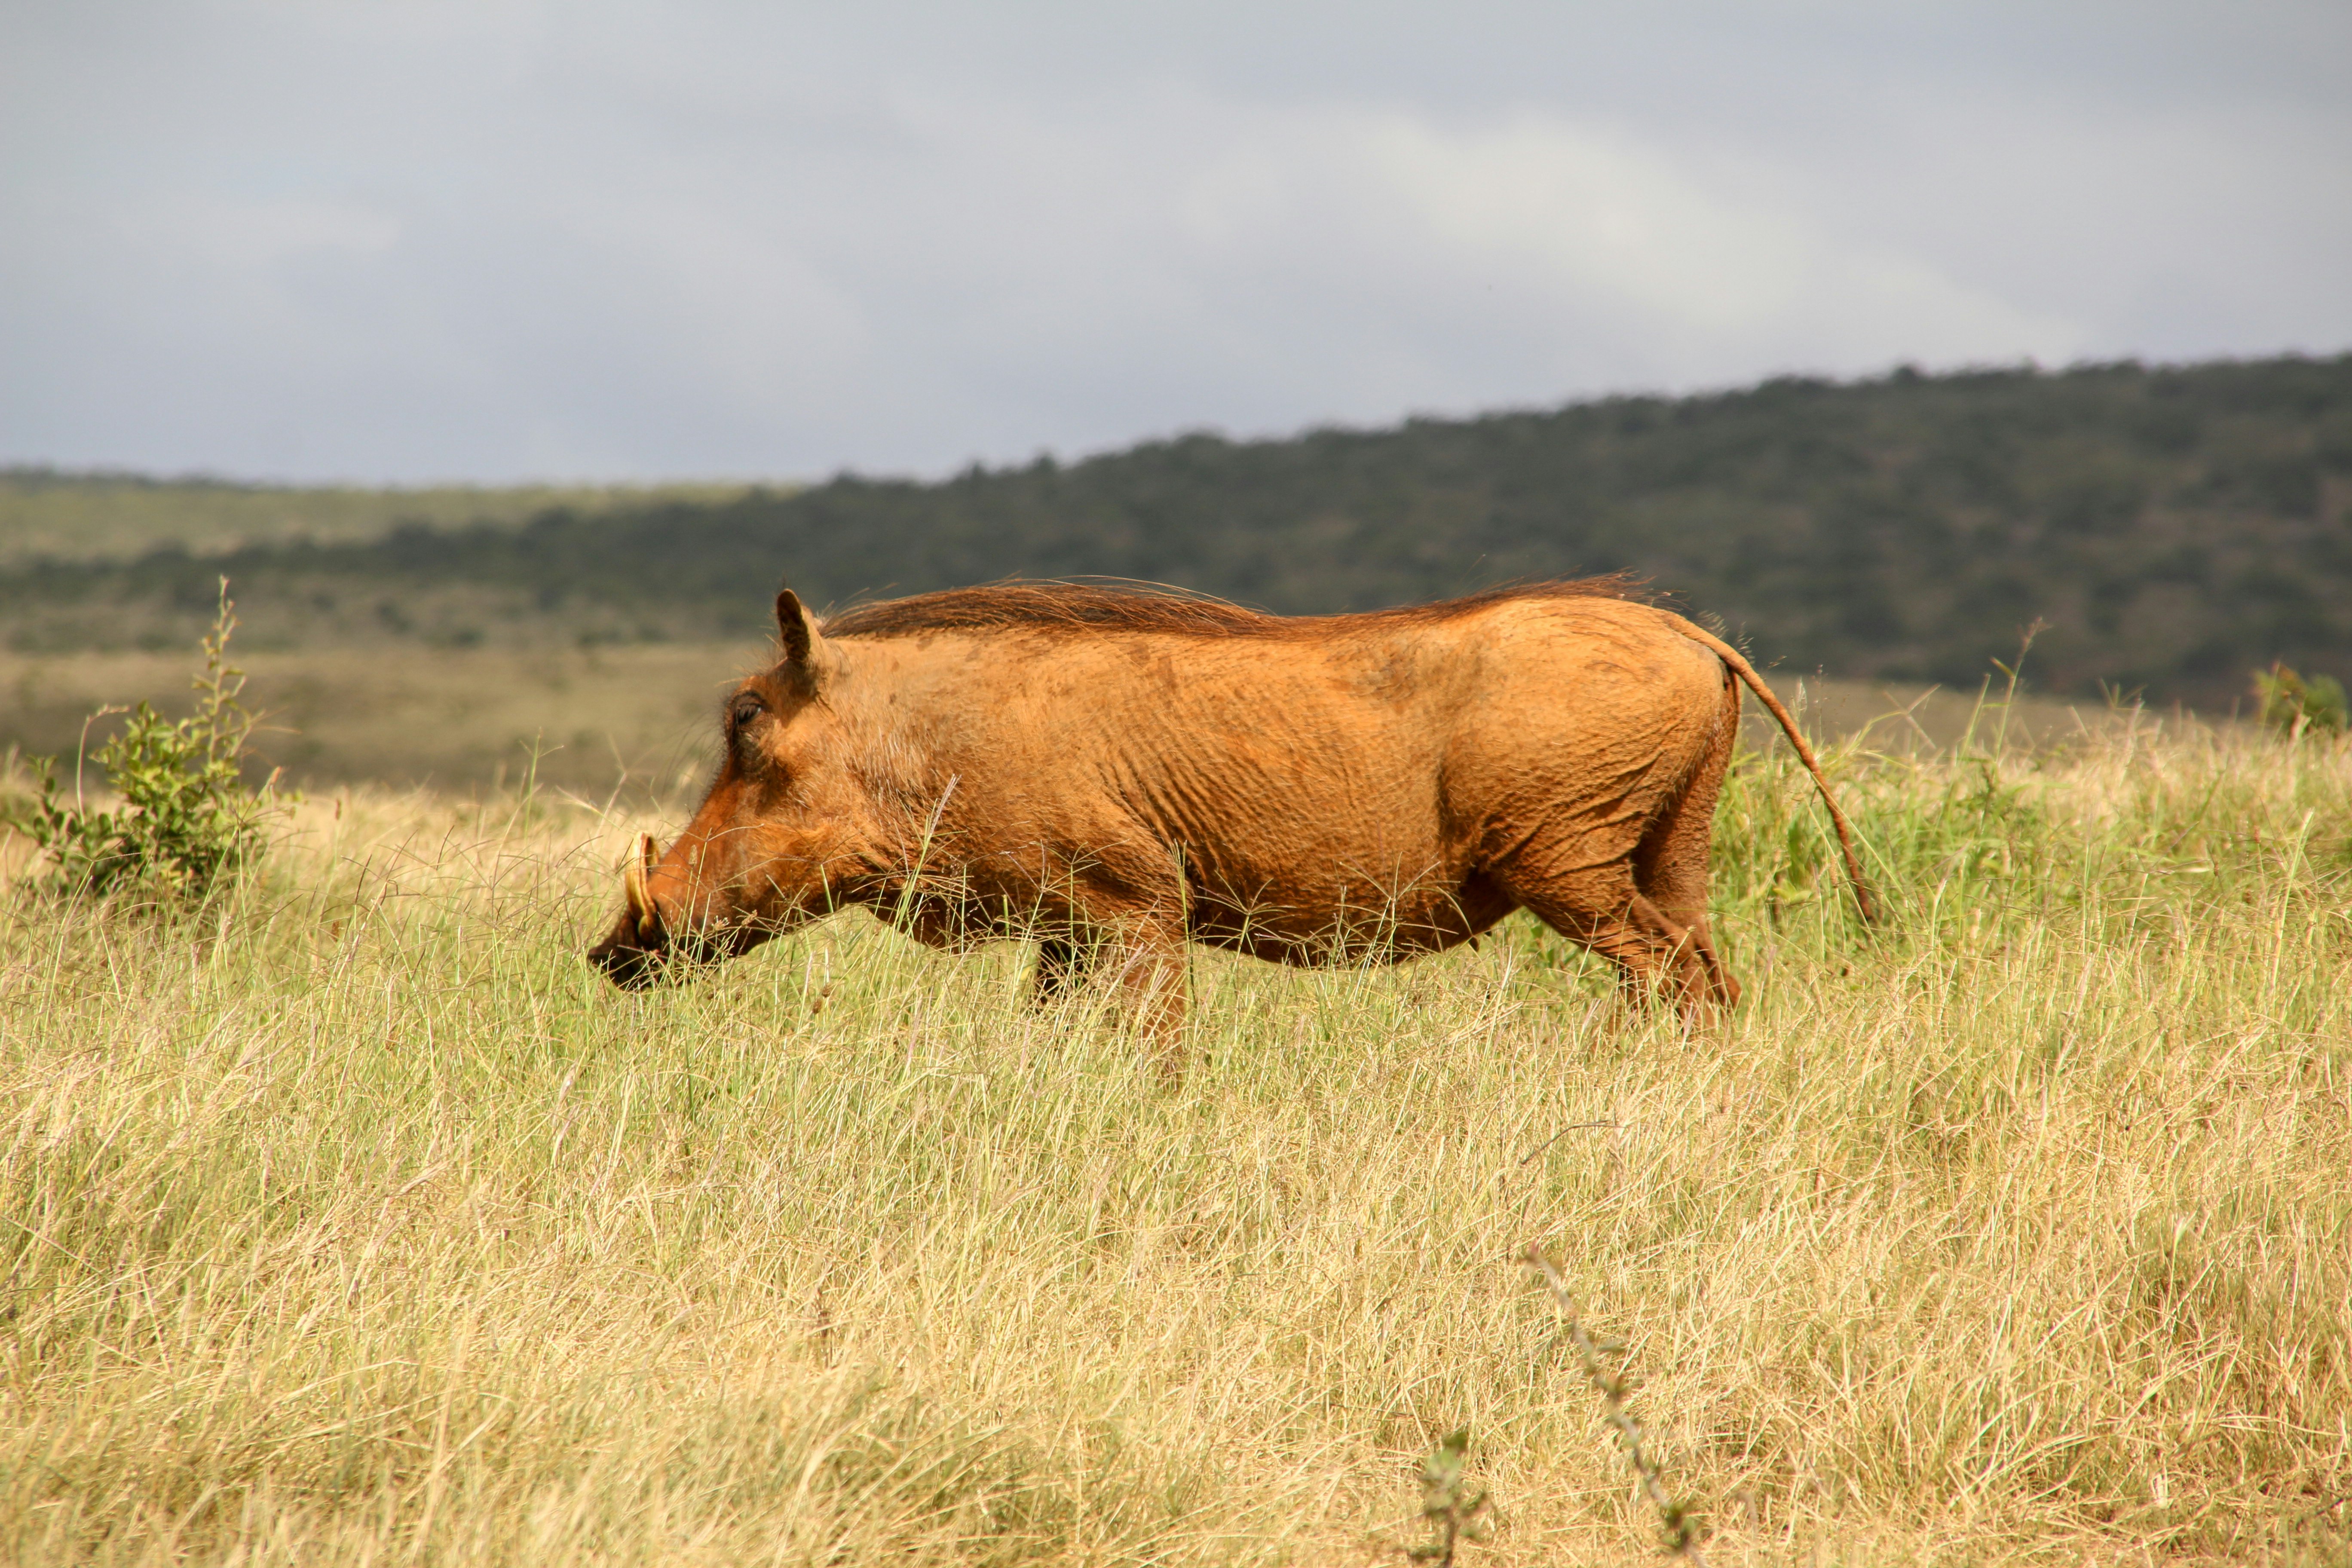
[5,354,2347,707]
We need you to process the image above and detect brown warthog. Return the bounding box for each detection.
[588,581,1871,1063]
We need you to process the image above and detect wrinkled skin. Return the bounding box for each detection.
[588,585,1871,1072]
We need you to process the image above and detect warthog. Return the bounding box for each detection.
[588,580,1871,1065]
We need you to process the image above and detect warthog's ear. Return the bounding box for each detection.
[775,588,816,668]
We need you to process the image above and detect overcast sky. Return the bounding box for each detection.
[3,1,2347,484]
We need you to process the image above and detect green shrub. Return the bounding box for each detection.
[16,581,285,898]
[2252,661,2348,738]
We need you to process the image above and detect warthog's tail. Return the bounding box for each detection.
[1669,616,1879,926]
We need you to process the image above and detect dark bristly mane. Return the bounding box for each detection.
[819,577,1645,641]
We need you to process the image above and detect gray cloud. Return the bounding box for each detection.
[3,0,2346,482]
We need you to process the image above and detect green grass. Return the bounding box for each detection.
[3,718,2349,1565]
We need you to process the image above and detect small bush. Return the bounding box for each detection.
[16,581,285,898]
[2252,662,2348,738]
[1406,1428,1491,1565]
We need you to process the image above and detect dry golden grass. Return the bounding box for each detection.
[3,717,2349,1565]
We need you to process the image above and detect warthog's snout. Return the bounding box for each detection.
[586,833,669,989]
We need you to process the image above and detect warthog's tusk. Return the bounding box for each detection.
[625,833,663,943]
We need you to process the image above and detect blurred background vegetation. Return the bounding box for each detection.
[3,352,2345,787]
[0,472,753,566]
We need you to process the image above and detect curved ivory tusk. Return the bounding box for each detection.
[623,853,648,926]
[625,833,663,943]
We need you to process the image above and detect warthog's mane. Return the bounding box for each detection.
[818,576,1645,642]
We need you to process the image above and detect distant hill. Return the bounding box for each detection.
[3,354,2347,709]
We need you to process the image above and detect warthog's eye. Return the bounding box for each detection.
[729,695,765,736]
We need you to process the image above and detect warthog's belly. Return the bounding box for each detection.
[876,858,1515,968]
[1183,869,1516,965]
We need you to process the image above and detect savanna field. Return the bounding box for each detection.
[3,714,2350,1565]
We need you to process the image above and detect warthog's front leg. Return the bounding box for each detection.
[1026,840,1197,1078]
[1027,922,1190,1076]
[1103,926,1190,1081]
[1027,937,1101,1006]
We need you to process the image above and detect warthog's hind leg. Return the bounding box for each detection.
[1504,877,1733,1020]
[1625,668,1743,1012]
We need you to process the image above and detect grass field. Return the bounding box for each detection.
[0,474,755,566]
[3,715,2349,1565]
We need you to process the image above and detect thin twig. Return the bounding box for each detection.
[1524,1245,1708,1565]
[1518,1120,1615,1165]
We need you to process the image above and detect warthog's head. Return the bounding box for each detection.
[588,590,872,987]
